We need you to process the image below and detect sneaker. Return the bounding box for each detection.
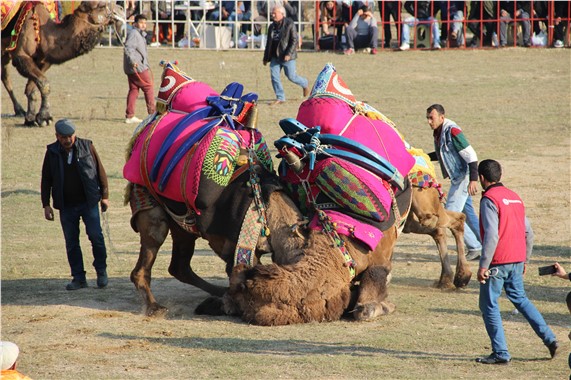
[475,354,510,365]
[343,48,355,55]
[465,250,481,261]
[371,48,378,55]
[149,42,161,47]
[554,40,564,48]
[125,116,142,124]
[399,42,410,51]
[97,270,108,288]
[433,43,441,49]
[66,279,88,291]
[547,340,559,359]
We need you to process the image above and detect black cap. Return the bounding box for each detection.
[55,119,76,136]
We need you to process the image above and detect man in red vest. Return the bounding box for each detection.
[476,159,558,364]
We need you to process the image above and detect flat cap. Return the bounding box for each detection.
[55,118,76,135]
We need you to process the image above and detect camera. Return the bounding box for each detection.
[538,265,556,276]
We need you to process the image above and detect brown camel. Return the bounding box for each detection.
[402,186,472,289]
[220,183,472,326]
[128,181,308,317]
[1,1,122,126]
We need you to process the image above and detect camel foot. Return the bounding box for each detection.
[353,301,395,321]
[24,119,38,127]
[453,272,472,288]
[195,296,225,316]
[14,108,25,117]
[435,278,455,290]
[145,302,168,318]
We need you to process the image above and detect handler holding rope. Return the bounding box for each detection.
[123,14,155,124]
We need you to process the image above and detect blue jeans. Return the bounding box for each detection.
[479,262,557,360]
[59,202,107,281]
[269,58,308,101]
[445,175,482,251]
[401,16,441,46]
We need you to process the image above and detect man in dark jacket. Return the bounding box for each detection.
[263,5,309,106]
[41,119,109,290]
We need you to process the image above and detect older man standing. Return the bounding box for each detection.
[41,119,109,290]
[262,5,309,106]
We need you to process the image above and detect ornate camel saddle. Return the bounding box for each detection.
[1,0,58,50]
[124,62,273,265]
[275,64,416,255]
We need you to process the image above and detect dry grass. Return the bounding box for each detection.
[1,47,570,379]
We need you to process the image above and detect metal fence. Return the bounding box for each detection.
[102,1,570,50]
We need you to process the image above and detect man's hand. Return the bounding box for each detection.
[284,55,291,62]
[553,262,568,279]
[468,180,479,196]
[44,206,54,221]
[101,199,109,213]
[263,60,268,66]
[477,267,488,284]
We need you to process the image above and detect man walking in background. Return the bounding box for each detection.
[124,14,155,124]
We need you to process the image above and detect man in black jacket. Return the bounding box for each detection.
[41,119,109,290]
[263,5,309,106]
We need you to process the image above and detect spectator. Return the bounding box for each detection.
[467,1,499,47]
[1,341,32,380]
[123,14,155,124]
[553,2,569,48]
[262,5,309,106]
[436,1,465,47]
[320,1,343,47]
[399,1,441,50]
[425,104,482,260]
[475,159,558,364]
[254,0,298,36]
[377,1,402,48]
[343,5,379,55]
[499,1,531,47]
[41,119,109,291]
[151,0,186,44]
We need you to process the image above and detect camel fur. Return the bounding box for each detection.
[1,1,122,126]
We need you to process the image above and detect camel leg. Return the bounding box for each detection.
[130,207,170,317]
[23,79,40,126]
[446,210,472,288]
[430,226,456,289]
[353,228,397,321]
[168,224,227,297]
[1,55,26,117]
[12,56,52,126]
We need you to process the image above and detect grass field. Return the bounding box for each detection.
[1,46,570,379]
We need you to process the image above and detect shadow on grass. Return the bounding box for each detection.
[0,276,226,319]
[1,189,41,197]
[98,333,477,361]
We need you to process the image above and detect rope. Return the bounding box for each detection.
[101,211,119,260]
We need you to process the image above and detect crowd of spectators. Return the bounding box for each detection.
[121,1,569,50]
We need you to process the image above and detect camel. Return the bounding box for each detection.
[125,62,471,321]
[1,1,123,126]
[219,177,472,326]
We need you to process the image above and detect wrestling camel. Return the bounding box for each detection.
[1,1,123,126]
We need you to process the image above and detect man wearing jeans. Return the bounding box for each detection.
[399,1,441,50]
[262,5,309,106]
[476,159,558,364]
[41,119,109,290]
[426,104,482,260]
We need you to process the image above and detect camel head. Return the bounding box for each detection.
[75,1,120,28]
